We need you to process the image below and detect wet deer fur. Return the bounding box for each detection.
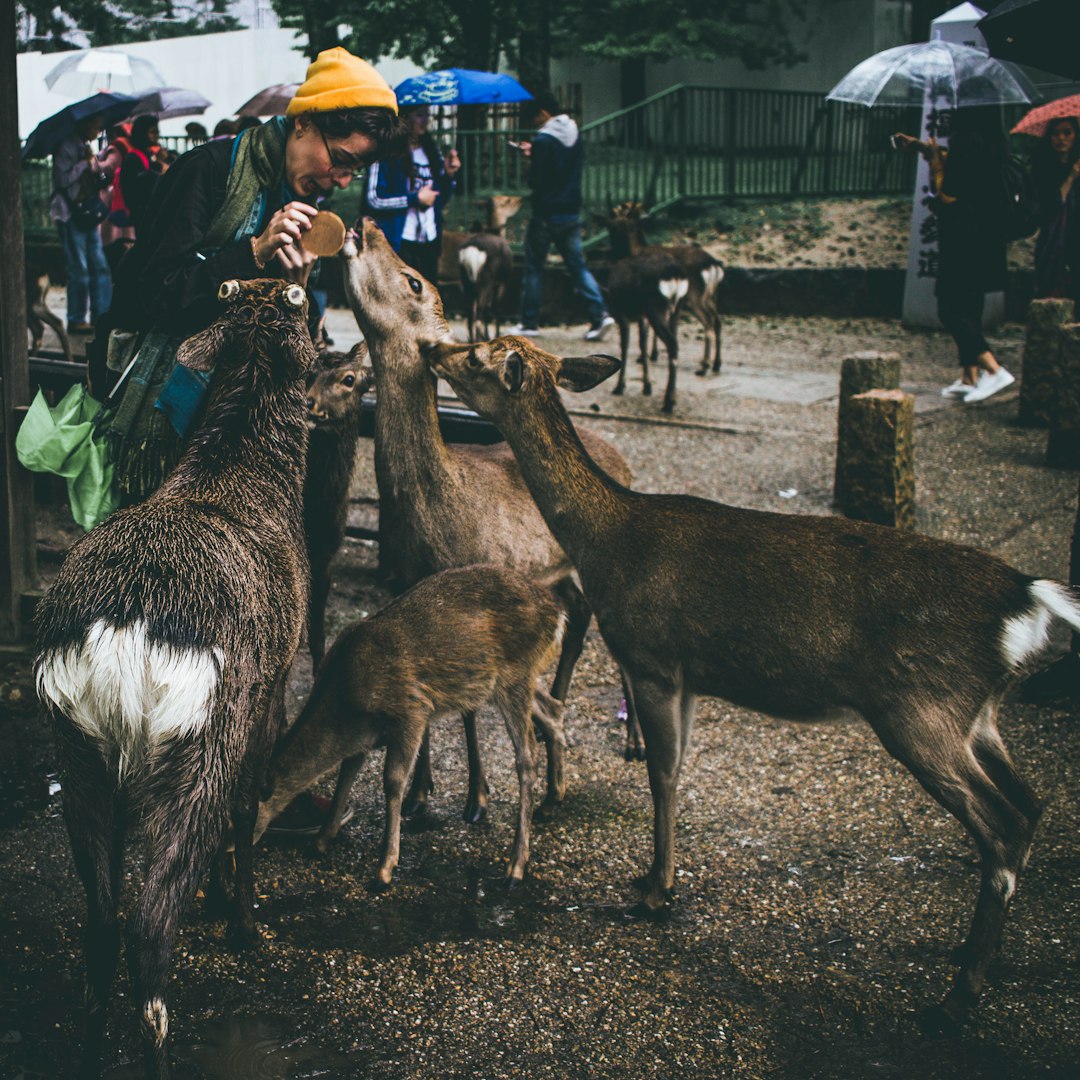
[256,564,566,887]
[340,218,633,822]
[34,279,315,1079]
[304,343,374,667]
[429,334,1080,1031]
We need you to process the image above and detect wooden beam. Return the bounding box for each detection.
[0,0,39,645]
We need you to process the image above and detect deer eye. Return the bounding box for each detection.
[342,374,355,387]
[405,275,422,295]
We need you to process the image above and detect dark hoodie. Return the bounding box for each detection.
[527,114,584,219]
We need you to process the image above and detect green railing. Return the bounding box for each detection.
[27,85,1014,247]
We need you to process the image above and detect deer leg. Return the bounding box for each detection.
[550,578,589,706]
[531,686,566,817]
[649,312,679,413]
[499,685,540,886]
[401,730,434,817]
[462,710,490,824]
[36,303,74,364]
[613,320,629,395]
[870,701,1039,1032]
[56,733,125,1080]
[625,675,686,911]
[639,319,653,397]
[373,736,417,892]
[711,308,722,374]
[315,751,367,854]
[621,668,646,761]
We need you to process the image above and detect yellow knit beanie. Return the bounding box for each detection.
[286,47,398,116]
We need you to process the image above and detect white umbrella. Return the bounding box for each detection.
[45,49,167,99]
[826,40,1038,109]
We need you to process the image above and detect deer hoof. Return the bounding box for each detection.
[401,793,430,819]
[367,875,393,895]
[662,398,675,414]
[695,365,709,377]
[612,384,625,396]
[463,798,488,825]
[503,873,525,891]
[225,921,261,953]
[642,384,653,397]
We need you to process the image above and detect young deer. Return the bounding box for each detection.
[26,264,73,362]
[607,202,724,375]
[304,343,374,667]
[429,334,1080,1031]
[256,564,566,887]
[459,194,522,342]
[340,218,632,823]
[35,279,315,1079]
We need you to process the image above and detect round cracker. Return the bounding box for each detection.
[305,210,346,257]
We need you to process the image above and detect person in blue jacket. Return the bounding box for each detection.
[511,90,613,341]
[365,104,460,284]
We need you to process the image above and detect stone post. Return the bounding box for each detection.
[1047,322,1080,469]
[834,351,901,507]
[837,389,915,530]
[1018,298,1075,427]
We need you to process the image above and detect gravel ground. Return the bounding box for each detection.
[1,308,1078,1078]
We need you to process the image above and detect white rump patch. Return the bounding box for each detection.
[990,868,1017,905]
[659,277,689,302]
[701,265,724,292]
[37,619,223,776]
[143,997,169,1045]
[1000,580,1080,668]
[459,246,488,282]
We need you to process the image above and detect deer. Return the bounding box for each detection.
[303,343,374,668]
[339,217,633,823]
[26,264,74,363]
[427,333,1080,1033]
[34,278,315,1079]
[606,202,724,376]
[459,194,522,343]
[255,564,567,888]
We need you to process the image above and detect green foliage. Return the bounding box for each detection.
[16,0,240,52]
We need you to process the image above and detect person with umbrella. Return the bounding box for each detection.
[51,109,113,334]
[363,102,460,284]
[1029,115,1080,302]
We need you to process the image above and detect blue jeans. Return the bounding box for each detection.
[59,219,112,325]
[522,214,606,327]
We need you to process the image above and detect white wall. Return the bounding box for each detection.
[16,29,425,140]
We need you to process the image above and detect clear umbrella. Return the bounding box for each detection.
[45,49,166,99]
[826,40,1038,109]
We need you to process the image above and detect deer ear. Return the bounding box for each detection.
[501,350,526,393]
[176,323,227,373]
[556,354,621,392]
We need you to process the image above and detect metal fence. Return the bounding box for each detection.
[18,84,960,245]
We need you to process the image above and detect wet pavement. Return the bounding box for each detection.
[3,307,1078,1078]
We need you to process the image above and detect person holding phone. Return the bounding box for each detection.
[363,103,460,284]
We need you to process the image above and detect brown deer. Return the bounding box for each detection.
[255,564,567,888]
[607,202,724,375]
[26,264,74,362]
[35,279,315,1079]
[303,343,374,667]
[428,334,1080,1032]
[458,194,522,342]
[339,218,633,822]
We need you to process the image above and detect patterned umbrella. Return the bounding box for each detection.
[394,69,532,107]
[235,83,300,117]
[1011,93,1080,137]
[45,49,166,98]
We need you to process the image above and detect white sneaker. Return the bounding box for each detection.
[963,367,1015,404]
[509,323,541,338]
[941,378,974,399]
[584,315,615,341]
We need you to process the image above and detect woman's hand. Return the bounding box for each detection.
[274,237,317,286]
[891,132,920,152]
[253,201,317,268]
[416,184,439,208]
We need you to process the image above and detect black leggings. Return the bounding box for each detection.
[398,239,442,286]
[937,277,990,367]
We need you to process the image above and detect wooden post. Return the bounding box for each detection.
[0,0,38,645]
[834,351,901,507]
[1047,322,1080,469]
[1018,297,1075,427]
[838,389,916,530]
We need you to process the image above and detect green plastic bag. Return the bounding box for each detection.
[15,384,119,531]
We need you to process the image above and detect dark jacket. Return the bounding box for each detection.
[108,138,267,336]
[527,114,584,220]
[364,139,456,251]
[118,145,162,230]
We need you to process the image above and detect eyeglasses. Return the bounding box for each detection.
[316,125,368,180]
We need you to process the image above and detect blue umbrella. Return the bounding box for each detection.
[22,91,139,160]
[394,68,533,107]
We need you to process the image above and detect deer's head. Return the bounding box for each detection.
[340,218,453,354]
[305,342,373,431]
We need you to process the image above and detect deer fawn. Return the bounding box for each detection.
[428,334,1080,1032]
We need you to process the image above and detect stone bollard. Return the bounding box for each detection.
[1047,322,1080,469]
[834,351,901,508]
[1019,298,1075,427]
[837,389,915,530]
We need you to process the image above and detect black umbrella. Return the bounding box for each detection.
[22,91,139,160]
[978,0,1080,80]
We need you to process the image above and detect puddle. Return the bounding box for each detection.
[264,865,558,958]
